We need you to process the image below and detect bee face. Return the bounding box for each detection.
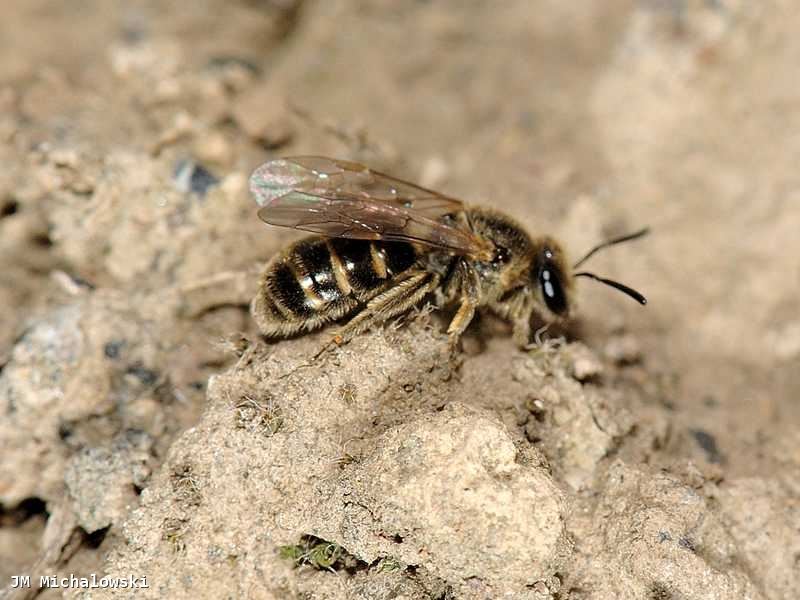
[529,238,573,321]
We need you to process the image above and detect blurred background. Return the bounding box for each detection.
[1,0,798,595]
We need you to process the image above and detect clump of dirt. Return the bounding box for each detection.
[94,326,565,598]
[1,1,798,599]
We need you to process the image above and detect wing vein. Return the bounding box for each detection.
[251,156,492,257]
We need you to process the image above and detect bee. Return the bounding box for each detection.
[249,156,647,350]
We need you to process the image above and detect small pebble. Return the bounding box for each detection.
[604,334,642,365]
[568,345,604,381]
[173,159,219,196]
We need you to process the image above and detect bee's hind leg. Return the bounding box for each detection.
[316,271,439,356]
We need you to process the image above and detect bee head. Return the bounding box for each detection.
[530,239,573,320]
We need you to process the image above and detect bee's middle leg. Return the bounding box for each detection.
[446,297,477,351]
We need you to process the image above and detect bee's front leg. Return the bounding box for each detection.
[512,319,531,348]
[509,296,534,348]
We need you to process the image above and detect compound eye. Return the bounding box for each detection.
[539,266,568,315]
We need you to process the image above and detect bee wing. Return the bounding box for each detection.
[251,156,492,256]
[251,156,463,215]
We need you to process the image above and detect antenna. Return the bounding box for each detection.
[574,272,647,305]
[573,227,650,269]
[572,226,649,305]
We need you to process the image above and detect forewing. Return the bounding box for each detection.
[251,156,491,256]
[250,156,465,216]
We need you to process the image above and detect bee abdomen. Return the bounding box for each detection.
[252,237,419,337]
[328,238,417,299]
[258,238,349,324]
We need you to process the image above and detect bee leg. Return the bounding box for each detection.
[510,300,534,348]
[446,297,477,351]
[317,271,439,354]
[512,320,531,347]
[445,261,480,352]
[312,335,342,360]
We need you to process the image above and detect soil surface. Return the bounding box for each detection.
[1,1,798,599]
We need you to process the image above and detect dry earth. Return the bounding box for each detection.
[0,1,798,599]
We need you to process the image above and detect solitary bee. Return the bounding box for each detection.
[249,156,646,350]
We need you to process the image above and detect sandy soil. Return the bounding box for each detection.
[1,1,798,599]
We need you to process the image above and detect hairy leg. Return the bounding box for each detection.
[445,261,482,350]
[489,289,532,348]
[446,298,477,349]
[316,271,440,356]
[508,294,533,348]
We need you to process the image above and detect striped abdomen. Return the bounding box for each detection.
[252,237,419,336]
